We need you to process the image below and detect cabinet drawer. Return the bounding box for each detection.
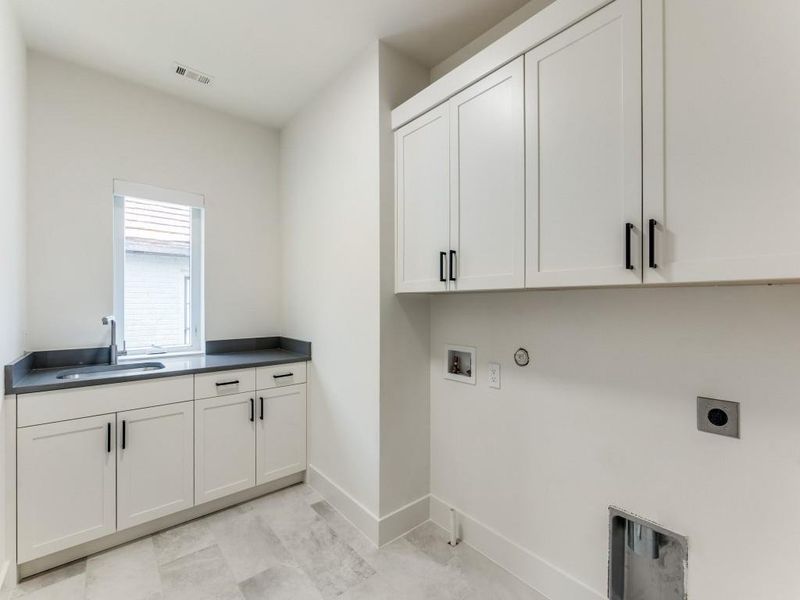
[17,376,194,428]
[194,368,256,399]
[256,362,307,389]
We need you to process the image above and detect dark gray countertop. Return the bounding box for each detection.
[5,337,311,395]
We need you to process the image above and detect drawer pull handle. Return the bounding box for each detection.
[249,398,255,422]
[106,422,111,453]
[121,420,127,450]
[215,380,240,387]
[273,373,294,379]
[259,396,264,420]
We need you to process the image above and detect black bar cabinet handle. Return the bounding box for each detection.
[215,380,239,387]
[249,398,255,422]
[625,223,634,270]
[648,218,658,269]
[449,250,457,281]
[439,252,446,282]
[107,422,111,453]
[272,373,294,379]
[121,420,127,450]
[259,397,264,420]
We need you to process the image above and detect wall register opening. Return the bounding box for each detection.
[609,507,687,600]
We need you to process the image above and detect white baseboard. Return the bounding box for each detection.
[377,494,430,546]
[0,559,9,592]
[306,465,430,547]
[307,465,381,545]
[429,495,604,600]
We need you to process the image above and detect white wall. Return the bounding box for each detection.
[378,46,431,517]
[0,0,26,580]
[281,42,431,531]
[26,52,281,351]
[430,0,554,80]
[430,285,800,600]
[280,44,383,517]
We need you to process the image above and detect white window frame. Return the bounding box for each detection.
[113,180,205,358]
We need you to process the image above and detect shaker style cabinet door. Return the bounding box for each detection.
[117,402,194,530]
[18,414,117,562]
[526,0,642,288]
[643,0,800,284]
[195,392,256,504]
[395,103,451,292]
[256,384,307,485]
[448,56,525,291]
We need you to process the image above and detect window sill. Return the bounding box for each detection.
[120,350,205,361]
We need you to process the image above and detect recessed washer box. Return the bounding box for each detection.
[444,345,476,384]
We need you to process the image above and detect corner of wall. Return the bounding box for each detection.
[0,0,27,585]
[376,43,432,525]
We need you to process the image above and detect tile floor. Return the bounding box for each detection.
[2,484,545,600]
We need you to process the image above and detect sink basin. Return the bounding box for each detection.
[56,362,166,380]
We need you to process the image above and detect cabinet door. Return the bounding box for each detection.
[18,415,116,562]
[449,57,525,291]
[256,385,307,485]
[643,0,800,283]
[117,402,194,530]
[526,0,642,288]
[395,103,451,292]
[195,392,256,504]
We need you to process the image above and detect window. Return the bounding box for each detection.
[113,181,204,356]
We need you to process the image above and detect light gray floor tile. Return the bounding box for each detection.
[207,508,295,582]
[337,573,398,600]
[239,564,323,600]
[404,521,546,600]
[159,545,242,600]
[240,484,321,534]
[310,500,379,565]
[7,485,544,600]
[152,519,215,566]
[454,545,547,600]
[275,514,376,599]
[13,574,85,600]
[85,537,162,600]
[404,521,460,566]
[10,561,86,599]
[370,537,470,600]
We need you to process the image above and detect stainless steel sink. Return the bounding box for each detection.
[56,362,166,380]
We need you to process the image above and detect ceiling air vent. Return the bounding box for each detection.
[173,62,213,85]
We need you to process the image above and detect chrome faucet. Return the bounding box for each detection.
[101,316,123,365]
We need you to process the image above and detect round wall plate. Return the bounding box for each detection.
[514,348,530,367]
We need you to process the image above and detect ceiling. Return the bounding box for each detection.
[13,0,530,127]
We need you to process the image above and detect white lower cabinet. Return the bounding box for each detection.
[194,392,256,504]
[16,367,307,565]
[256,385,307,485]
[117,402,194,530]
[18,414,117,562]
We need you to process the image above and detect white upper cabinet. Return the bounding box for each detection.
[18,415,116,562]
[449,57,525,291]
[395,104,450,292]
[642,0,800,284]
[525,0,642,288]
[117,402,194,530]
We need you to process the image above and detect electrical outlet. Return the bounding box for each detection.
[487,362,501,389]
